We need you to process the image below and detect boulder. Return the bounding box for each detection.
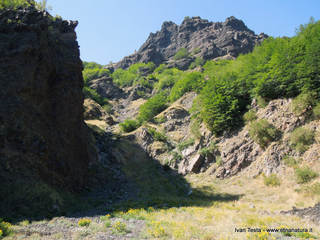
[90,76,123,100]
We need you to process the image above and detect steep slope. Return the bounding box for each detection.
[110,16,268,70]
[0,6,97,192]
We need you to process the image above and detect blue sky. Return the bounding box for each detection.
[50,0,320,65]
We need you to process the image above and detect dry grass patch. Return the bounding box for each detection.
[85,119,108,131]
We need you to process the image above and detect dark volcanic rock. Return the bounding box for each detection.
[0,7,98,191]
[89,76,123,100]
[111,16,268,70]
[281,202,320,224]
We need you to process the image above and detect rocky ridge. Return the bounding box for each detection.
[108,16,268,71]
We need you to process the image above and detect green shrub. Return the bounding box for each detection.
[313,102,320,118]
[83,86,108,106]
[147,62,156,72]
[188,62,197,70]
[282,155,301,167]
[148,128,167,142]
[154,68,184,92]
[294,182,320,197]
[78,218,91,227]
[111,221,130,235]
[177,138,195,151]
[248,119,278,148]
[139,78,154,89]
[189,57,205,69]
[290,127,314,153]
[0,219,12,237]
[295,166,319,183]
[291,92,317,116]
[173,48,189,60]
[190,120,202,139]
[119,119,140,133]
[170,72,205,102]
[1,0,30,9]
[102,104,113,114]
[243,109,257,124]
[256,96,269,108]
[138,93,168,121]
[170,151,182,162]
[192,47,201,55]
[153,64,167,74]
[199,142,216,156]
[263,173,280,187]
[195,56,205,66]
[154,116,166,124]
[216,156,222,166]
[137,90,146,97]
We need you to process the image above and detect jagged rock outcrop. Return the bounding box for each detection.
[215,98,320,179]
[0,6,97,191]
[110,16,268,71]
[281,202,320,224]
[89,76,123,100]
[83,99,114,125]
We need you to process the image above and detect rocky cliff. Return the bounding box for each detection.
[110,16,268,71]
[0,6,97,191]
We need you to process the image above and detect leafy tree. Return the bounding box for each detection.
[184,16,190,21]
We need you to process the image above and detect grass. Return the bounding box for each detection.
[295,166,319,183]
[263,173,281,187]
[3,127,320,239]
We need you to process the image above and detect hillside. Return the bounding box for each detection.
[80,16,320,239]
[1,2,320,239]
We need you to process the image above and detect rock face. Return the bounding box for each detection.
[215,98,320,179]
[0,6,97,191]
[111,16,268,70]
[83,99,114,125]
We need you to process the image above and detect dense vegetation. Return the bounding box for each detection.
[195,17,320,135]
[82,62,110,106]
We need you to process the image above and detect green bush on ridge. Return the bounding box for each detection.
[289,127,314,154]
[248,119,278,149]
[173,48,189,60]
[295,166,319,184]
[119,119,140,133]
[138,93,168,122]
